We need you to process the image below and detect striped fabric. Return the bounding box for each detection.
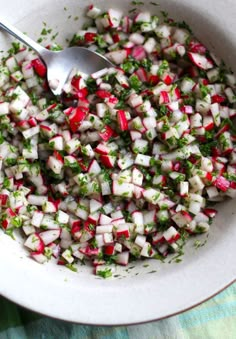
[0,283,235,339]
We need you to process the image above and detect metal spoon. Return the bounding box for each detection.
[0,19,113,96]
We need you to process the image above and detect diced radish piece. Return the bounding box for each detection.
[131,46,146,61]
[134,154,151,167]
[69,107,87,132]
[211,103,221,127]
[87,5,101,19]
[140,242,152,257]
[56,210,69,224]
[31,252,47,264]
[117,110,128,131]
[204,208,217,218]
[132,167,143,186]
[189,175,205,191]
[188,52,214,70]
[24,233,44,253]
[163,226,180,244]
[179,181,189,196]
[172,211,192,228]
[100,155,116,168]
[31,58,47,77]
[214,176,230,192]
[112,180,134,198]
[105,50,127,64]
[135,235,146,248]
[108,8,123,28]
[143,188,163,204]
[116,224,130,239]
[62,249,74,263]
[96,225,113,234]
[115,251,129,265]
[28,195,47,206]
[40,229,61,245]
[103,232,114,245]
[131,211,144,234]
[90,199,103,213]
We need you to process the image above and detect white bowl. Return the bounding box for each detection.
[0,0,235,325]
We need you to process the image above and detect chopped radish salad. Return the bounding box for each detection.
[0,6,236,278]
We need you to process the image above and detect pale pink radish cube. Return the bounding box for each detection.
[95,234,105,247]
[42,201,57,213]
[31,253,47,264]
[96,225,113,234]
[152,232,164,245]
[6,56,18,72]
[163,226,180,244]
[143,188,163,204]
[87,5,101,19]
[116,223,130,239]
[112,180,134,198]
[179,181,189,196]
[103,232,113,244]
[47,156,63,174]
[188,201,202,215]
[62,249,74,264]
[0,102,10,116]
[211,103,221,126]
[135,235,146,248]
[101,182,111,196]
[108,8,123,27]
[75,206,88,220]
[105,50,127,64]
[127,93,143,108]
[56,210,69,224]
[134,154,151,167]
[49,135,64,151]
[41,215,60,229]
[40,229,61,246]
[115,251,129,265]
[114,242,122,253]
[22,225,36,236]
[140,242,152,257]
[22,126,40,139]
[189,175,205,191]
[129,32,145,45]
[172,211,192,228]
[188,52,213,70]
[143,37,156,53]
[112,218,126,227]
[131,211,144,228]
[90,199,103,213]
[134,11,151,23]
[31,211,44,227]
[133,185,144,199]
[28,195,47,206]
[24,233,44,252]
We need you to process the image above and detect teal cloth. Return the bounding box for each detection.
[0,283,235,339]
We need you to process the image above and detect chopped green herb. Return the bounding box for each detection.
[97,267,113,278]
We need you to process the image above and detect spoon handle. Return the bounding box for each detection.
[0,19,47,56]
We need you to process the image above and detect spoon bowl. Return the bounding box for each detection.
[42,46,113,95]
[0,19,113,96]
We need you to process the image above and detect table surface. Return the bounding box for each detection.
[0,282,235,339]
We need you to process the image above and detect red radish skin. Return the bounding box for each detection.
[31,58,47,77]
[117,110,128,131]
[69,107,87,132]
[99,125,115,141]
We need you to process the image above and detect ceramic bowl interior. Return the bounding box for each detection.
[0,0,235,325]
